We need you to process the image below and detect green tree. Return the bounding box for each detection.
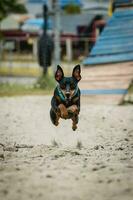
[64,4,81,14]
[0,0,27,21]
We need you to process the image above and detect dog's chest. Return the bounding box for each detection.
[54,87,79,107]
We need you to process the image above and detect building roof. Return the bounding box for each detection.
[53,12,95,35]
[25,0,108,15]
[21,18,52,32]
[54,10,108,35]
[1,14,33,30]
[26,0,82,14]
[82,1,109,10]
[1,16,19,30]
[21,10,108,35]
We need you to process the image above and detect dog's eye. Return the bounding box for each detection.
[70,84,75,90]
[60,84,66,89]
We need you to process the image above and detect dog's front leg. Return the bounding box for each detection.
[55,112,60,126]
[50,108,60,126]
[67,105,79,115]
[67,105,79,131]
[50,97,61,126]
[72,115,78,131]
[58,104,68,119]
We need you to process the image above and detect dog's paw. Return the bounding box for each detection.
[72,124,77,131]
[61,112,68,119]
[68,105,78,114]
[55,121,59,126]
[58,104,68,119]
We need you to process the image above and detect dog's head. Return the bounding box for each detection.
[55,65,81,101]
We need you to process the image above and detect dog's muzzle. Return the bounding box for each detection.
[65,84,71,101]
[66,92,70,99]
[65,92,71,105]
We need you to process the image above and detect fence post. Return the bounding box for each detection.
[33,39,37,58]
[0,41,3,67]
[66,38,72,62]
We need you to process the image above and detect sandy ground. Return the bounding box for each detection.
[0,95,133,200]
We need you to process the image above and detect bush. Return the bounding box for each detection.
[64,4,81,14]
[35,74,56,90]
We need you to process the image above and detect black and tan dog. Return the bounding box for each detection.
[50,65,81,131]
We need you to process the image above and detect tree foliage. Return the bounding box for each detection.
[64,4,81,14]
[0,0,27,21]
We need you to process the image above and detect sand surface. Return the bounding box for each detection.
[0,96,133,200]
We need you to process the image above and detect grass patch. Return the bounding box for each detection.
[0,65,56,96]
[0,74,56,97]
[0,66,41,77]
[121,81,133,105]
[128,81,133,94]
[0,83,51,97]
[35,74,56,90]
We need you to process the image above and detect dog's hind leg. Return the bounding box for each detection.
[50,108,60,126]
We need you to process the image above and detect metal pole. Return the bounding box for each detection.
[0,41,3,68]
[43,4,48,36]
[42,3,48,75]
[54,0,61,72]
[9,49,13,76]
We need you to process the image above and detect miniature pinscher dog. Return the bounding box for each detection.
[50,64,81,131]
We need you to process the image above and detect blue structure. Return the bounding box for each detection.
[28,0,82,7]
[83,7,133,65]
[28,0,46,3]
[114,0,133,6]
[59,0,82,7]
[22,18,52,32]
[81,89,127,95]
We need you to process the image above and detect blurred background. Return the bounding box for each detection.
[0,0,133,103]
[0,0,109,78]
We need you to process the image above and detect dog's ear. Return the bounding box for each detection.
[55,65,64,82]
[72,65,81,81]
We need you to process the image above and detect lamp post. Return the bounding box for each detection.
[43,3,48,36]
[53,0,61,72]
[37,3,49,76]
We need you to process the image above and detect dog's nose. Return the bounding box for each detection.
[66,92,70,99]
